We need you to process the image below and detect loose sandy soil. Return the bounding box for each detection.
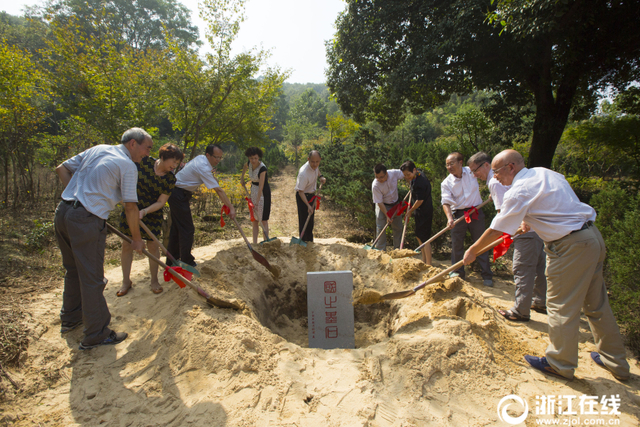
[1,168,639,426]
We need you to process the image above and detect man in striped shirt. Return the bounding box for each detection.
[55,128,152,350]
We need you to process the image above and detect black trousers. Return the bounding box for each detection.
[296,192,315,242]
[167,187,196,266]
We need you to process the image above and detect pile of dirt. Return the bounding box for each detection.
[1,238,639,426]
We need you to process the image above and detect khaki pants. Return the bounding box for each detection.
[544,224,629,379]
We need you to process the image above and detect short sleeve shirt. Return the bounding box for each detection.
[294,161,320,193]
[487,169,510,211]
[440,166,483,210]
[175,155,219,192]
[61,144,138,219]
[411,172,433,217]
[490,167,597,242]
[372,169,404,204]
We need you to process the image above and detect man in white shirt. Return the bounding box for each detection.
[468,152,547,321]
[371,163,405,250]
[55,127,151,350]
[294,151,326,242]
[441,152,493,286]
[463,149,630,382]
[167,144,236,267]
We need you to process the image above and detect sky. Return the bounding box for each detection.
[2,0,347,84]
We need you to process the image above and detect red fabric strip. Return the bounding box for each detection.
[493,233,514,262]
[464,206,479,223]
[163,266,193,288]
[220,205,230,227]
[245,197,256,221]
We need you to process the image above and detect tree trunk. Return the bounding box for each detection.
[526,46,578,169]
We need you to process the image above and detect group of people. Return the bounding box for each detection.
[365,150,630,382]
[54,127,630,384]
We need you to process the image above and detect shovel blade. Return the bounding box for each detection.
[363,244,372,250]
[251,249,280,278]
[290,237,307,247]
[175,260,201,277]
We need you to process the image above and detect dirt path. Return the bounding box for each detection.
[263,165,367,241]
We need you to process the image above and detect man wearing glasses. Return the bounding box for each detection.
[468,152,547,322]
[463,149,630,382]
[167,144,236,268]
[441,152,493,286]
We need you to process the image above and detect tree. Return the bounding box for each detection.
[0,39,50,205]
[43,15,163,143]
[326,0,640,168]
[36,0,199,50]
[161,0,288,159]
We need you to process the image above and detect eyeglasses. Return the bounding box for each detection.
[213,155,223,160]
[492,162,513,175]
[445,161,460,167]
[471,162,486,174]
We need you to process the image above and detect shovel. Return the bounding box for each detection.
[139,220,200,277]
[354,229,523,305]
[242,186,277,244]
[393,198,494,260]
[106,223,242,310]
[291,185,322,247]
[399,191,413,249]
[228,216,280,278]
[364,192,410,250]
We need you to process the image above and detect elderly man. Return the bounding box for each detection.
[371,163,404,250]
[55,127,152,350]
[167,144,236,268]
[441,152,493,286]
[294,150,326,242]
[463,149,630,382]
[468,152,547,321]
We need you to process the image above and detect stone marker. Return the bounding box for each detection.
[307,270,355,349]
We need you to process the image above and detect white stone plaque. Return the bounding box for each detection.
[307,270,355,349]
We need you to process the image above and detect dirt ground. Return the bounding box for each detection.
[0,167,639,426]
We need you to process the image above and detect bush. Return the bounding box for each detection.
[591,185,640,356]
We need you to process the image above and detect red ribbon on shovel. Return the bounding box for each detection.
[220,205,230,227]
[245,197,256,221]
[309,195,321,210]
[464,206,479,223]
[163,266,193,288]
[493,233,514,262]
[386,201,409,218]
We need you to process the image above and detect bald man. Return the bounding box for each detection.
[463,150,630,382]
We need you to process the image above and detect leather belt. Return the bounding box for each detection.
[63,199,83,209]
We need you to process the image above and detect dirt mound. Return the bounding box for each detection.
[2,238,638,426]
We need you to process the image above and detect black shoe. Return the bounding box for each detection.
[61,320,83,333]
[78,331,128,350]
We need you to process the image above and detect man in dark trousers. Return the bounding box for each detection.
[294,150,326,242]
[55,127,152,350]
[400,161,433,264]
[167,144,236,267]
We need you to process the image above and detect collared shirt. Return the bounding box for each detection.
[61,144,138,219]
[294,161,320,193]
[491,167,596,242]
[372,169,404,204]
[487,169,510,211]
[440,166,483,210]
[175,155,220,192]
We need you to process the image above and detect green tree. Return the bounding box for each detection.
[37,0,199,50]
[161,0,288,159]
[43,15,162,142]
[326,0,640,168]
[0,39,50,206]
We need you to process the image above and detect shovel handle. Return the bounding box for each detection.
[412,228,523,293]
[139,220,177,264]
[399,192,413,249]
[370,192,411,249]
[297,184,322,240]
[415,197,493,252]
[107,223,201,294]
